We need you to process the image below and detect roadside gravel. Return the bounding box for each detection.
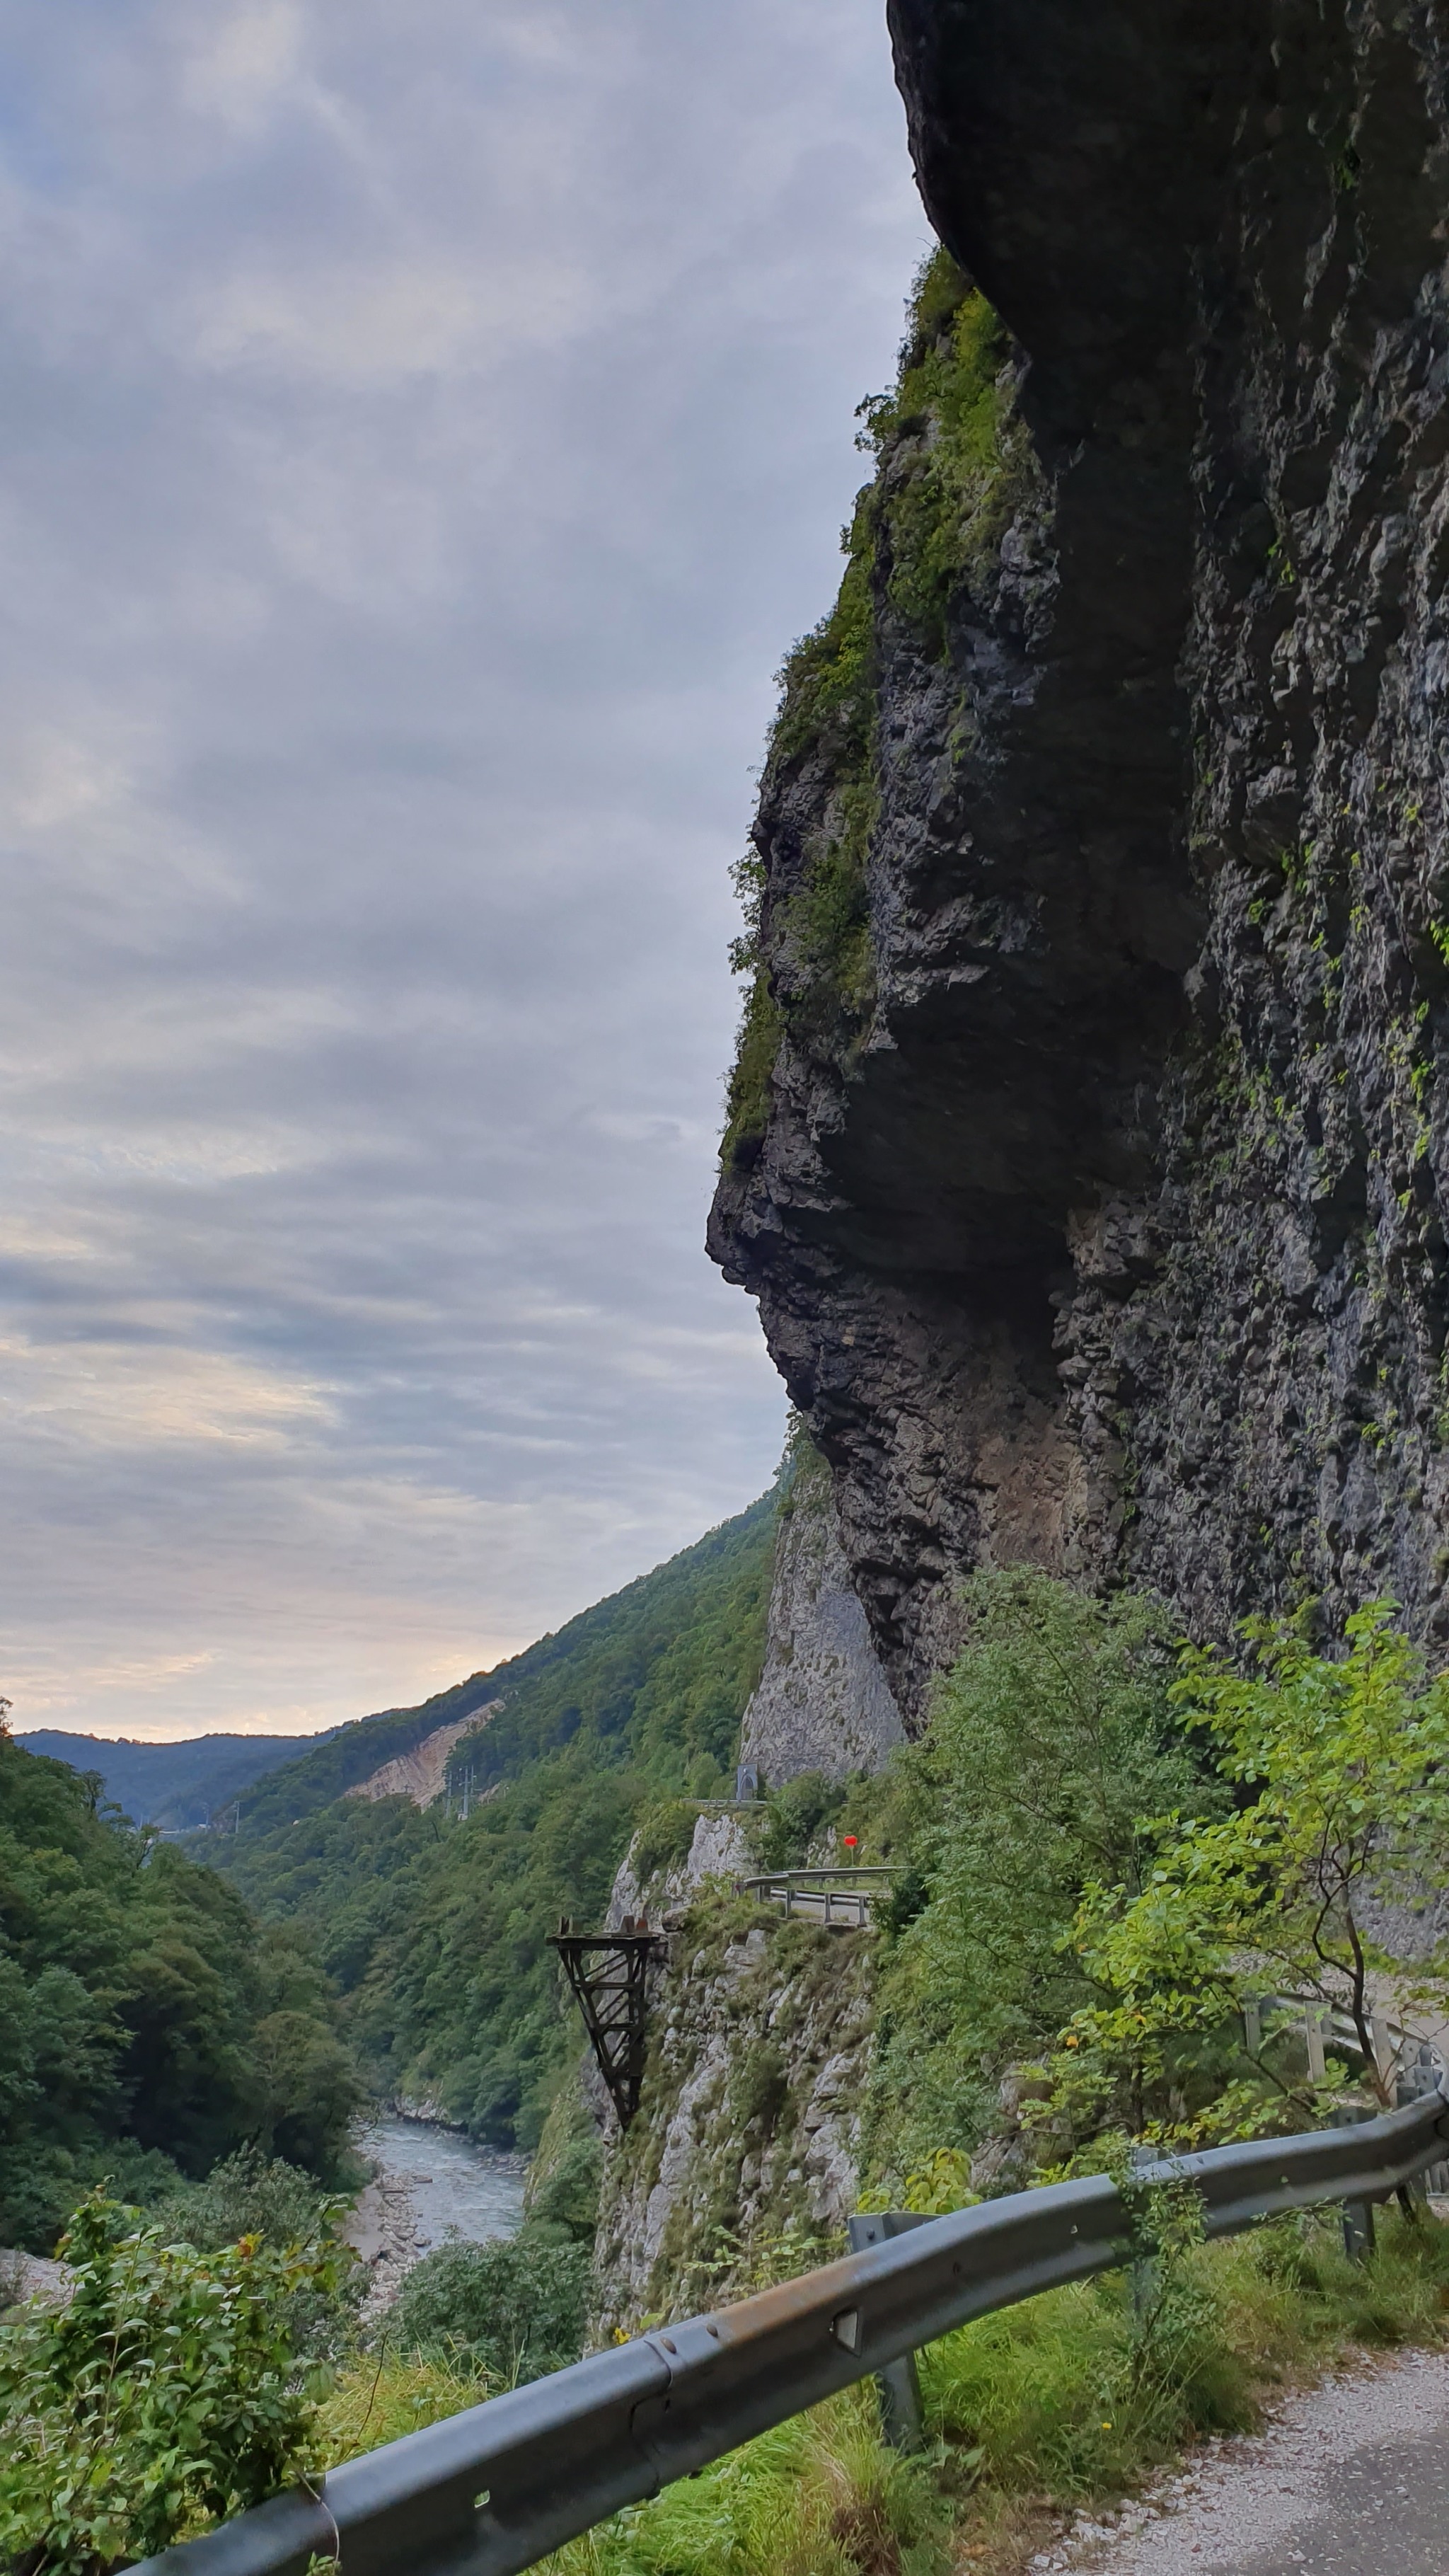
[1029,2347,1449,2576]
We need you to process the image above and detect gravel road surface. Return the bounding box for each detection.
[1029,2347,1449,2576]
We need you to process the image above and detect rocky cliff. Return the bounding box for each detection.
[710,0,1449,1725]
[591,1886,874,2336]
[737,1442,904,1786]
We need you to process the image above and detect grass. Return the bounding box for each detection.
[317,2208,1449,2576]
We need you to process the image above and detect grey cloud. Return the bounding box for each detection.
[0,0,928,1737]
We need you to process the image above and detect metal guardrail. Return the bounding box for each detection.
[737,1865,898,1928]
[125,2087,1449,2576]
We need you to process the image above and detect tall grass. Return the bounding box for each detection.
[320,2212,1449,2576]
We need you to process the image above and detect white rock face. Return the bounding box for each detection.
[738,1450,904,1787]
[606,1810,753,1931]
[589,1905,875,2337]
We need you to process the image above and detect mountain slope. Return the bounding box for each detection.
[0,1730,357,2249]
[13,1730,337,1834]
[221,1490,779,2146]
[229,1674,508,1840]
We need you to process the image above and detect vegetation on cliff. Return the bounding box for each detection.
[719,248,1020,1166]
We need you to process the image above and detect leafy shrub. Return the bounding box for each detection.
[630,1800,700,1885]
[1045,1599,1449,2151]
[753,1772,847,1874]
[157,2146,364,2361]
[389,2227,591,2386]
[0,2190,344,2574]
[526,2124,602,2245]
[158,2144,331,2252]
[862,1570,1213,2181]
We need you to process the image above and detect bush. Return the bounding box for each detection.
[389,2228,590,2386]
[526,2126,602,2245]
[157,2146,364,2362]
[753,1773,847,1874]
[0,2190,345,2573]
[158,2144,333,2252]
[630,1800,700,1886]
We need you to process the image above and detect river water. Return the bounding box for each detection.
[358,2115,526,2253]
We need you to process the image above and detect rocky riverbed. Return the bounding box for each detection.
[347,2114,526,2316]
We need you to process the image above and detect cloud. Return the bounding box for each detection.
[0,0,929,1740]
[177,4,307,132]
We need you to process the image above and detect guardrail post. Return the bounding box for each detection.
[1304,2003,1328,2086]
[1330,2104,1377,2259]
[847,2212,928,2452]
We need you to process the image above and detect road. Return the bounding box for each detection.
[1029,2347,1449,2576]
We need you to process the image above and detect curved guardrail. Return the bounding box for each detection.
[126,2086,1449,2576]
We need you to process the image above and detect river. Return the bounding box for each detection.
[357,2115,526,2258]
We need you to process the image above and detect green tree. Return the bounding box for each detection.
[0,1733,358,2248]
[863,1570,1212,2179]
[1044,1601,1449,2147]
[0,2192,345,2574]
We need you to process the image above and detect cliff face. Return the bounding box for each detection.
[591,1895,874,2337]
[737,1444,905,1786]
[710,0,1449,1723]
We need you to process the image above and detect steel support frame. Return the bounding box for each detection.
[547,1928,662,2129]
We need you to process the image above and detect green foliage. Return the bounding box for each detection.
[858,2147,977,2219]
[630,1798,703,1885]
[785,779,879,1028]
[224,1496,777,2148]
[388,2228,591,2386]
[310,2211,1449,2576]
[720,967,783,1171]
[770,494,877,769]
[751,1770,848,1873]
[524,2087,602,2244]
[0,2190,343,2573]
[156,2147,364,2362]
[1042,1599,1449,2148]
[542,2382,949,2576]
[722,246,1022,1151]
[0,1732,357,2252]
[859,249,1012,655]
[158,2146,333,2254]
[861,1571,1215,2185]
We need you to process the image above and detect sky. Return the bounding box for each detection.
[0,0,929,1743]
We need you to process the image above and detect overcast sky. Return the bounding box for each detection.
[0,0,928,1743]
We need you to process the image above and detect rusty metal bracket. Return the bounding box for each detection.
[547,1916,664,2128]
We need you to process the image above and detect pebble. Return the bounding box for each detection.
[1026,2350,1449,2575]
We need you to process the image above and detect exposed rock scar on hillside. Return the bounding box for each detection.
[345,1703,500,1808]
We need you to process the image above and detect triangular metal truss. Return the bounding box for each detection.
[548,1916,664,2129]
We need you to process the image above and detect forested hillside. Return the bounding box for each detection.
[222,1491,778,2147]
[15,1729,337,1834]
[0,1726,358,2250]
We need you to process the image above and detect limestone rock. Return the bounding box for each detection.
[737,1445,905,1786]
[710,0,1449,1720]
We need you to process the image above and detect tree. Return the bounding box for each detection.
[0,2191,346,2574]
[862,1570,1215,2176]
[1043,1600,1449,2149]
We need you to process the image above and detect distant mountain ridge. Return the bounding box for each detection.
[13,1729,340,1834]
